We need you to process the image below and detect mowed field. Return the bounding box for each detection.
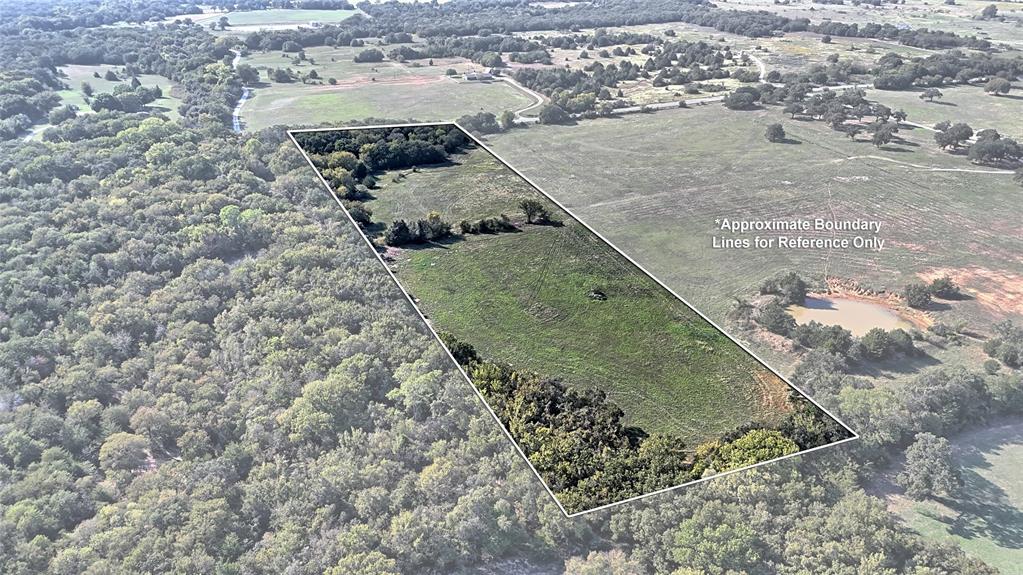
[868,84,1023,139]
[368,146,797,442]
[240,46,535,130]
[57,65,183,120]
[881,420,1023,574]
[486,103,1023,337]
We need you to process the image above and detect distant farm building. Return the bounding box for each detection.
[463,69,497,81]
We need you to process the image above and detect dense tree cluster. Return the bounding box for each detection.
[439,334,845,514]
[932,122,1022,167]
[984,320,1023,368]
[1,0,202,33]
[872,50,1022,90]
[387,35,545,67]
[0,23,242,133]
[384,212,453,246]
[0,72,63,139]
[759,271,808,305]
[897,432,963,500]
[0,7,1016,574]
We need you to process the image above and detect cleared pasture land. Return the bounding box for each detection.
[487,103,1023,334]
[175,8,360,31]
[868,85,1023,139]
[364,144,797,442]
[57,65,183,120]
[239,46,533,130]
[882,420,1023,574]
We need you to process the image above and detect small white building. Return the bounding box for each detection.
[463,70,494,81]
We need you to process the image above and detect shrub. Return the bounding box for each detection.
[904,283,932,309]
[760,272,807,305]
[928,275,960,299]
[757,301,796,335]
[765,123,786,143]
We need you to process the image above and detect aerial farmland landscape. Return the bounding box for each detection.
[1,0,1021,573]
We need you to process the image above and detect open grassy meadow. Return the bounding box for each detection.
[366,145,798,442]
[57,64,183,120]
[868,84,1023,139]
[486,103,1023,341]
[881,420,1023,574]
[368,143,797,437]
[172,8,361,31]
[239,46,535,130]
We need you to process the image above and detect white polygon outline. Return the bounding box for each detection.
[287,122,859,518]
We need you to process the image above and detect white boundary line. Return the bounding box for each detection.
[286,122,859,518]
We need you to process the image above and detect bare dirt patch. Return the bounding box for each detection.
[918,267,1023,317]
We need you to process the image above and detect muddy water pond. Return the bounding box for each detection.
[787,296,913,336]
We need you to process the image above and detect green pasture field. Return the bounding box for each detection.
[356,145,798,442]
[868,84,1023,139]
[486,103,1023,340]
[239,46,534,130]
[56,65,183,121]
[882,420,1023,574]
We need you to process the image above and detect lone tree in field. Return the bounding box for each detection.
[519,198,549,223]
[980,3,998,19]
[897,432,963,500]
[904,283,932,309]
[984,77,1012,96]
[498,110,516,130]
[765,123,786,143]
[871,121,898,148]
[919,88,943,102]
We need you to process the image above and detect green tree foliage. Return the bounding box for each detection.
[519,198,549,223]
[456,111,502,135]
[756,300,796,335]
[983,320,1023,368]
[934,122,974,150]
[353,48,385,63]
[98,432,149,474]
[903,282,932,309]
[765,122,786,143]
[897,432,963,500]
[537,103,572,125]
[0,11,1009,575]
[760,272,807,305]
[928,275,960,299]
[722,87,760,110]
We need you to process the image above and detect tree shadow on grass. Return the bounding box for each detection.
[933,426,1023,550]
[849,350,942,379]
[779,137,803,145]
